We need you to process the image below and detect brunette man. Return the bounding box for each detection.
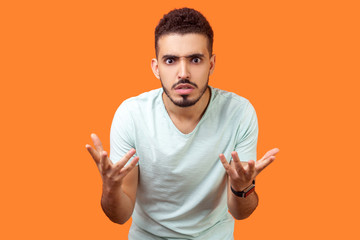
[86,8,279,239]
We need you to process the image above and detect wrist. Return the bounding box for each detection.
[231,180,255,198]
[231,179,254,192]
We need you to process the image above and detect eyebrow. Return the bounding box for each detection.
[161,53,205,60]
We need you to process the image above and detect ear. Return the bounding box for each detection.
[151,58,160,79]
[209,54,216,75]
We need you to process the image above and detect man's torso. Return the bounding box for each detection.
[110,86,258,239]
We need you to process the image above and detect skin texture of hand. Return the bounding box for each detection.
[219,148,280,191]
[219,148,279,219]
[86,133,139,191]
[85,133,139,224]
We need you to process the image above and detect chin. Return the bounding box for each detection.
[161,80,209,108]
[171,95,202,108]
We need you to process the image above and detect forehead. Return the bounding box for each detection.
[157,33,209,57]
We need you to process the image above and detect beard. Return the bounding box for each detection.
[161,78,209,108]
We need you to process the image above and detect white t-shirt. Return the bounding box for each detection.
[110,86,258,239]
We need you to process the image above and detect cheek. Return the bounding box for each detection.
[158,70,175,88]
[190,66,210,79]
[158,66,176,79]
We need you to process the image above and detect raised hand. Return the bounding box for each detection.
[219,148,279,191]
[86,133,139,191]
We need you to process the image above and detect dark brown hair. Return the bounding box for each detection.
[155,8,214,58]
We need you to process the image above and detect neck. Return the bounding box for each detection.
[162,87,211,122]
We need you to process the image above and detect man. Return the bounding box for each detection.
[86,8,279,239]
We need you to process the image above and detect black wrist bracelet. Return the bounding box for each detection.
[231,180,255,198]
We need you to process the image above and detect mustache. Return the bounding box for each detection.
[171,79,198,89]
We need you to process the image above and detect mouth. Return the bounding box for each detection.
[174,84,195,90]
[174,84,195,95]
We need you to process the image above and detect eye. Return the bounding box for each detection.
[165,58,174,64]
[192,57,201,63]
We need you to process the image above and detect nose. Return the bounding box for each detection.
[177,59,190,80]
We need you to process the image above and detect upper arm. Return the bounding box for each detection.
[110,101,139,207]
[110,101,138,165]
[234,101,258,162]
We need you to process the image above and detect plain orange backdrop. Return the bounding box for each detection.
[1,0,359,239]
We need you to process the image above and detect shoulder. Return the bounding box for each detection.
[122,88,162,107]
[115,88,162,114]
[210,86,255,115]
[111,88,163,134]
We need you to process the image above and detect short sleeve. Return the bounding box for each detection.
[234,101,258,162]
[110,100,138,165]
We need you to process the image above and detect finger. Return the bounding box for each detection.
[100,151,111,173]
[119,156,139,176]
[219,154,238,179]
[256,156,275,173]
[219,154,231,171]
[114,148,137,170]
[86,144,100,165]
[260,148,280,161]
[231,151,246,175]
[91,133,104,153]
[247,160,256,178]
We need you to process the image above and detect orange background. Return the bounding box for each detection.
[1,0,359,239]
